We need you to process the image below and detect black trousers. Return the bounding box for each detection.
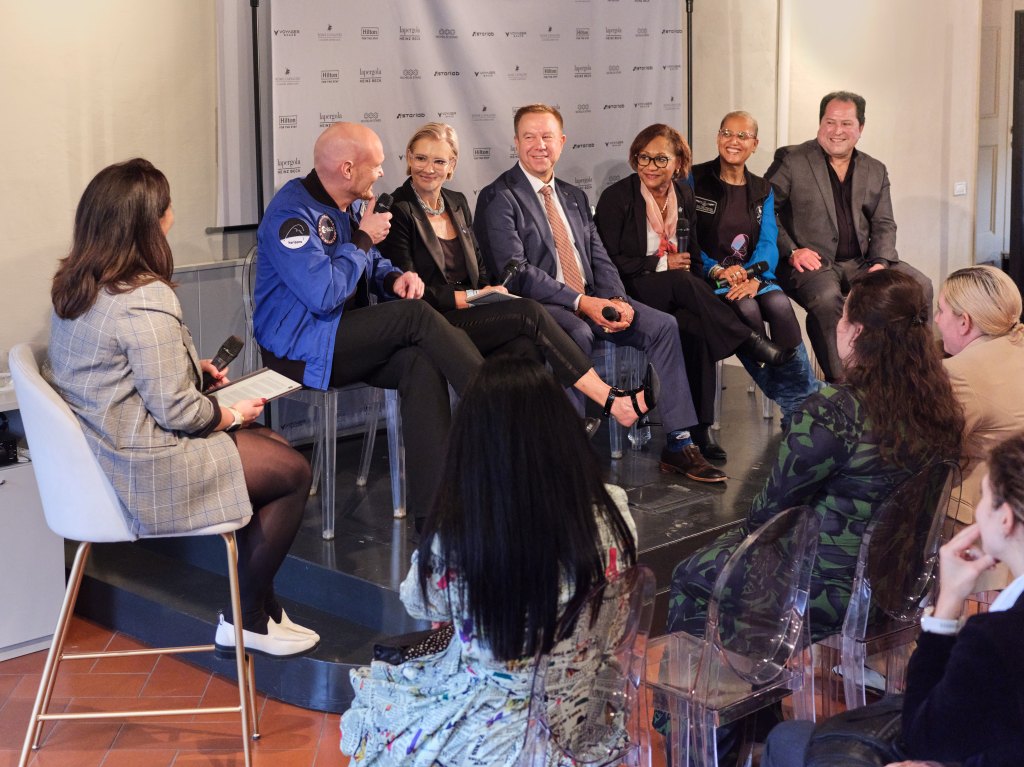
[329,300,484,521]
[442,297,592,387]
[625,270,752,426]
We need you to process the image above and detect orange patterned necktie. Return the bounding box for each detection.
[540,185,586,294]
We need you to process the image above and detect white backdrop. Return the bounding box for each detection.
[269,1,685,208]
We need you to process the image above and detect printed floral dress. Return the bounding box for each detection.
[340,485,637,766]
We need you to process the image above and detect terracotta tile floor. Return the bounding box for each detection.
[0,618,347,767]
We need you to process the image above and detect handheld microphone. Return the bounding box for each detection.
[499,258,527,288]
[676,219,689,254]
[601,306,621,322]
[714,260,768,289]
[210,335,245,372]
[373,193,394,214]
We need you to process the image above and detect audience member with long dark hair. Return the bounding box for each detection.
[340,356,637,766]
[763,431,1024,767]
[47,158,316,657]
[667,269,963,642]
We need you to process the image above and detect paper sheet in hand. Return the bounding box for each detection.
[211,368,303,403]
[465,290,520,305]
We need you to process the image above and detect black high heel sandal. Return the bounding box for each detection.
[602,363,660,426]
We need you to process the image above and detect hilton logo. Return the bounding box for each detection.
[399,26,421,41]
[571,143,594,150]
[361,26,379,40]
[321,70,339,83]
[605,27,622,40]
[542,66,558,79]
[633,65,652,72]
[278,115,297,129]
[508,144,519,160]
[401,68,421,80]
[319,111,343,128]
[276,157,302,176]
[359,67,382,84]
[472,147,491,160]
[574,65,592,79]
[576,27,590,40]
[436,27,458,39]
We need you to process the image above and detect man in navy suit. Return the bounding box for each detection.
[474,103,725,482]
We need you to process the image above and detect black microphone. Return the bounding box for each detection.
[676,219,689,254]
[203,335,244,390]
[499,258,527,288]
[714,260,768,289]
[373,192,394,213]
[601,306,621,322]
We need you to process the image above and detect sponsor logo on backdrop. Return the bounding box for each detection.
[576,104,591,114]
[574,65,592,79]
[603,104,624,110]
[633,65,652,72]
[543,66,558,79]
[277,158,302,177]
[359,67,382,84]
[361,111,381,124]
[605,172,623,186]
[633,101,652,109]
[662,64,682,71]
[574,175,594,192]
[636,27,649,37]
[434,70,460,77]
[541,26,560,42]
[606,64,621,75]
[278,218,309,248]
[317,25,341,42]
[321,70,339,83]
[320,111,343,127]
[571,143,594,150]
[438,111,457,119]
[473,147,491,160]
[662,28,683,35]
[472,106,495,122]
[472,30,494,37]
[274,28,299,37]
[399,26,421,41]
[505,30,527,38]
[437,28,458,39]
[507,65,527,81]
[396,112,426,119]
[664,96,681,111]
[474,70,495,78]
[401,68,421,80]
[508,144,519,159]
[361,26,379,40]
[274,68,300,86]
[604,139,624,148]
[605,27,622,40]
[576,27,590,40]
[278,115,297,129]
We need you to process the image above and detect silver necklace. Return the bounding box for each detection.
[417,194,445,217]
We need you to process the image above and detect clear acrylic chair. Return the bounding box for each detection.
[520,564,656,767]
[818,460,961,715]
[645,505,821,767]
[241,246,405,538]
[10,343,258,767]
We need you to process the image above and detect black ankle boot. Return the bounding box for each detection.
[739,331,795,367]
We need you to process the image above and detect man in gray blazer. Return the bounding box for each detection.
[474,104,725,482]
[766,91,933,381]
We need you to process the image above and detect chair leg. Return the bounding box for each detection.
[20,541,91,765]
[384,390,406,518]
[321,390,338,540]
[221,533,254,765]
[357,387,384,487]
[712,360,723,432]
[602,343,623,459]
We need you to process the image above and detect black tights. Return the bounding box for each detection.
[229,426,311,632]
[728,290,803,350]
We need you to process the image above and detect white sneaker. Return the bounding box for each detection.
[215,614,318,658]
[272,608,320,641]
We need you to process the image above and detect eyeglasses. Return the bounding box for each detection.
[410,154,453,171]
[636,153,673,168]
[718,129,757,141]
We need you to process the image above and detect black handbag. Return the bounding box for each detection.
[372,623,455,665]
[804,695,906,767]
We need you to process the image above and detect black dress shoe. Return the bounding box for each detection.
[659,444,727,483]
[739,331,795,367]
[691,425,727,462]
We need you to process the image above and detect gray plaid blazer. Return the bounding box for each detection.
[46,281,250,536]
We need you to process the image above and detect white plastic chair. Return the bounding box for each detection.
[646,506,821,767]
[241,246,405,537]
[9,343,258,767]
[520,564,657,767]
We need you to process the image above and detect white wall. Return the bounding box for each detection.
[0,1,251,355]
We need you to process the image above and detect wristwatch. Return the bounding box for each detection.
[225,406,244,433]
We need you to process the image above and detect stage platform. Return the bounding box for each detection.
[73,363,785,713]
